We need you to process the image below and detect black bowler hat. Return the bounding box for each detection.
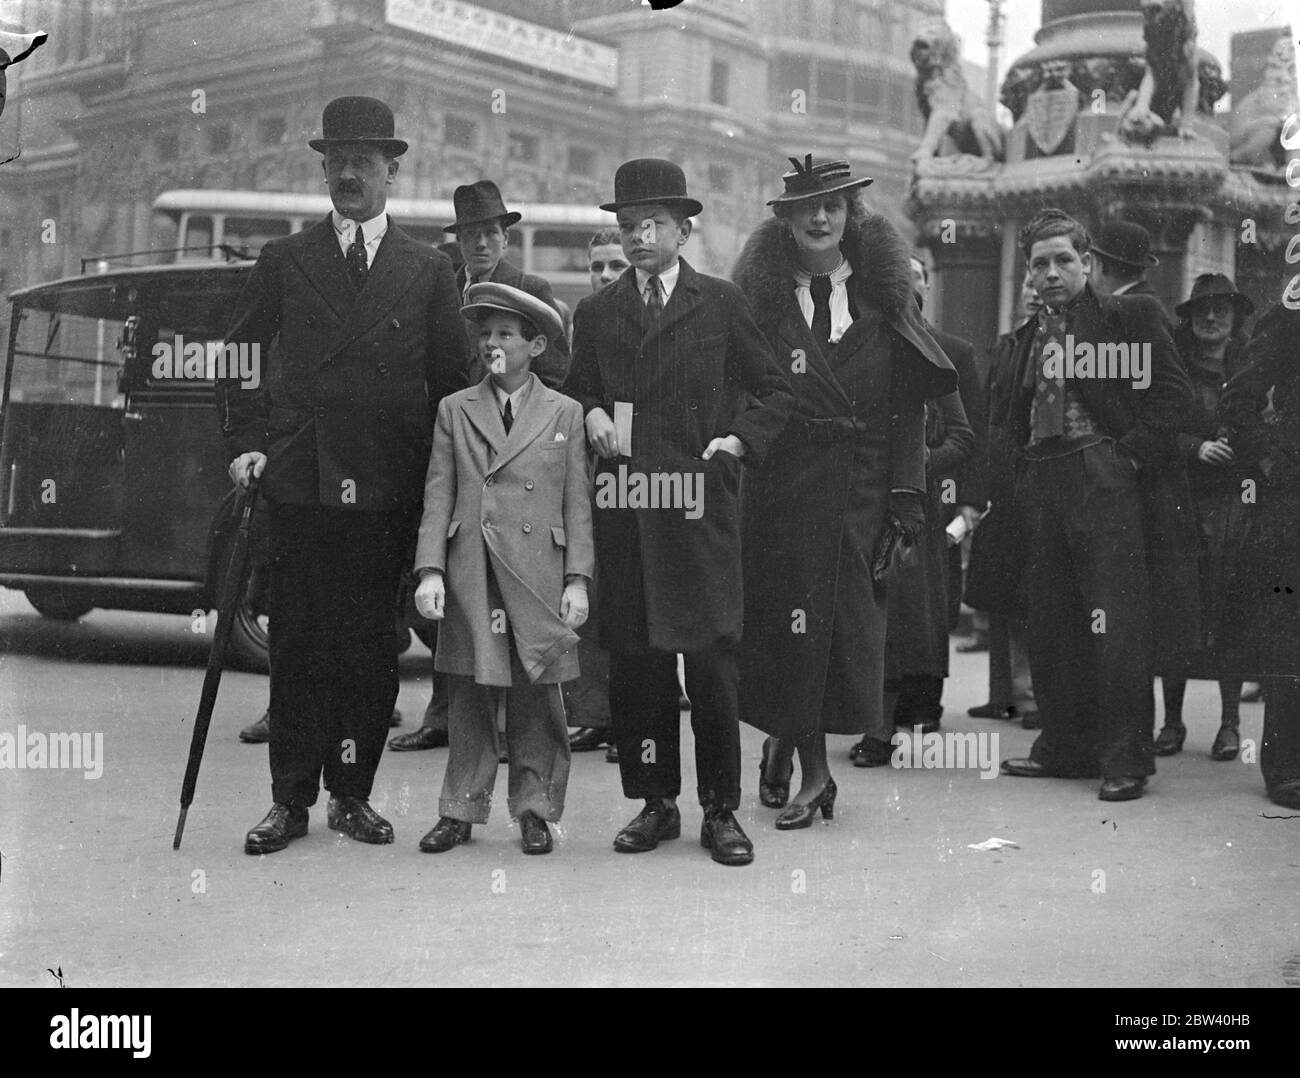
[1091,221,1159,268]
[1175,273,1255,321]
[600,158,703,217]
[767,154,873,205]
[445,180,522,232]
[308,96,408,156]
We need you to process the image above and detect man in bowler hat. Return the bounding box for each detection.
[219,96,467,853]
[565,158,794,865]
[1089,220,1172,327]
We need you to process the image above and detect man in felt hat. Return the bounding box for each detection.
[413,282,593,855]
[565,158,794,865]
[447,180,570,389]
[218,95,467,854]
[1089,221,1171,317]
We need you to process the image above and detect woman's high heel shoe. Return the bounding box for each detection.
[774,777,837,830]
[759,737,793,809]
[1210,721,1240,761]
[1153,722,1186,756]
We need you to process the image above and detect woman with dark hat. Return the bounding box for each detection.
[732,156,956,828]
[1216,302,1300,809]
[1153,273,1256,760]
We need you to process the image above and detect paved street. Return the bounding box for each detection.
[1,586,1297,987]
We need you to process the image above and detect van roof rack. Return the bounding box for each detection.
[79,244,252,273]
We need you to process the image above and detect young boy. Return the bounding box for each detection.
[413,282,593,854]
[565,158,793,866]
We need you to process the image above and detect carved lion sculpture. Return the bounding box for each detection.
[909,19,1004,164]
[1117,0,1200,142]
[1230,35,1300,169]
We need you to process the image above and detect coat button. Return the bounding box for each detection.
[524,480,534,490]
[483,518,492,528]
[306,316,315,326]
[522,523,532,534]
[315,406,326,418]
[378,363,389,375]
[391,318,400,329]
[689,400,698,410]
[377,409,387,422]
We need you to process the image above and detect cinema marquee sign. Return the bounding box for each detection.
[385,0,620,89]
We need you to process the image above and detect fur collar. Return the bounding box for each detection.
[732,213,918,332]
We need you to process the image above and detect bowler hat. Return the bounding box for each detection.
[309,96,408,156]
[445,181,522,232]
[461,282,563,343]
[600,158,702,217]
[1091,221,1158,268]
[1175,273,1255,321]
[767,154,873,205]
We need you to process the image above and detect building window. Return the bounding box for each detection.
[258,115,286,147]
[568,145,596,176]
[771,56,811,110]
[710,58,730,106]
[507,131,538,163]
[850,71,884,123]
[707,164,732,194]
[207,125,232,155]
[444,115,477,150]
[816,65,847,121]
[154,132,179,161]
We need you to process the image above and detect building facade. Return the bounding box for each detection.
[1,0,943,299]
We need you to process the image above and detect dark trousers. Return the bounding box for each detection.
[988,612,1034,710]
[1261,678,1300,790]
[267,502,412,806]
[1020,443,1156,779]
[609,647,740,811]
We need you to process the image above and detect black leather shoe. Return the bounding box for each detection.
[1001,757,1099,778]
[1210,723,1240,761]
[244,803,308,854]
[774,777,837,830]
[1267,780,1300,810]
[850,736,894,767]
[700,809,754,866]
[759,736,793,808]
[1099,776,1147,802]
[605,743,620,764]
[967,702,1015,720]
[519,812,553,854]
[239,711,270,743]
[1153,722,1186,756]
[388,725,449,751]
[613,799,681,853]
[326,796,394,844]
[419,816,472,852]
[569,726,611,752]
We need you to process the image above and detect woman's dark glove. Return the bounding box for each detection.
[889,490,927,541]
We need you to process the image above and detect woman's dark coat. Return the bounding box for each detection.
[1216,303,1300,678]
[732,214,957,739]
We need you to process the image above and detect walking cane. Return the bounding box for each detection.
[173,473,262,850]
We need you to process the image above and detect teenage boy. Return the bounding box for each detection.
[565,159,793,865]
[991,209,1195,802]
[413,283,593,855]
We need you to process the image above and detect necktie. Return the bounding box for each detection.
[346,224,367,290]
[644,274,664,326]
[810,273,832,347]
[1029,307,1067,442]
[502,398,514,435]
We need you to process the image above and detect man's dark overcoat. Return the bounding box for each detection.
[565,257,794,653]
[989,286,1200,665]
[731,214,957,738]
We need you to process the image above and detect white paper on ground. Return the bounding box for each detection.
[967,837,1020,851]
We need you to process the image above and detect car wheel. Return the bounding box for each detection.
[24,588,95,621]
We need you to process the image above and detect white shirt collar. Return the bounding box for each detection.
[492,376,531,416]
[635,260,680,303]
[332,209,388,250]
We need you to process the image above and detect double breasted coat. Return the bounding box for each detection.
[565,258,794,653]
[989,286,1200,665]
[413,373,595,685]
[458,259,570,389]
[218,216,468,510]
[731,215,957,738]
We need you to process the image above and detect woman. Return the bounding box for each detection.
[1217,301,1300,809]
[732,156,955,828]
[1152,274,1255,760]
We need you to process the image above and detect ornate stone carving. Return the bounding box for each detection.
[1117,1,1201,143]
[1230,34,1299,172]
[909,18,1004,164]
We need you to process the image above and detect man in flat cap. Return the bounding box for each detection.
[219,95,467,854]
